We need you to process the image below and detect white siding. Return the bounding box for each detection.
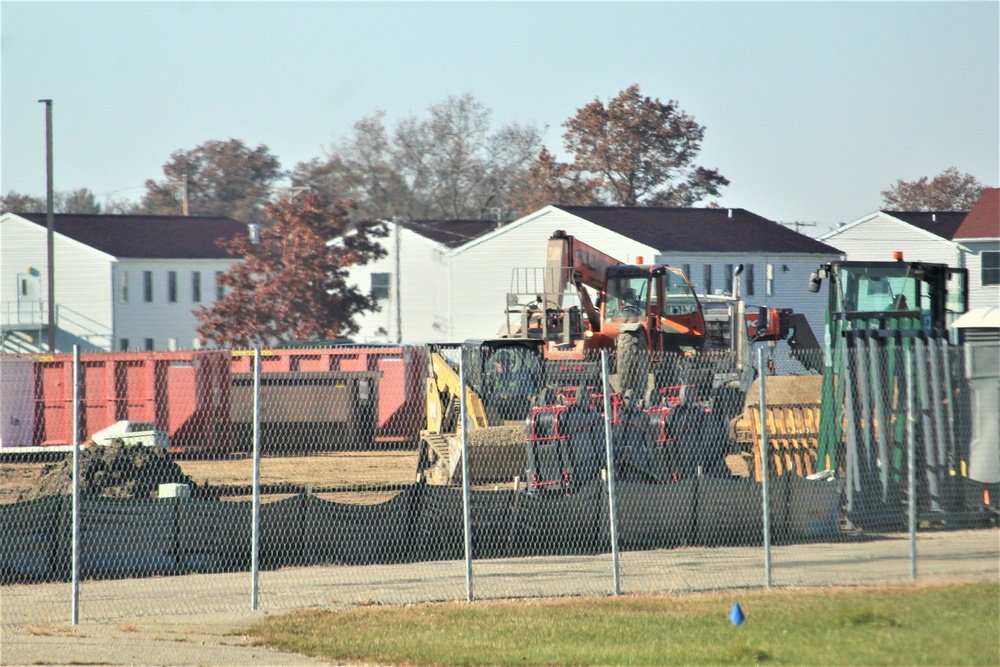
[822,213,960,266]
[962,240,1000,311]
[1,214,114,352]
[347,226,454,344]
[113,259,239,351]
[449,208,659,341]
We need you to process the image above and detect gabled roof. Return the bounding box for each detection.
[879,211,968,240]
[954,189,999,240]
[398,219,501,249]
[556,206,842,255]
[12,213,247,259]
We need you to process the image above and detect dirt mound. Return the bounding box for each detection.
[19,441,217,502]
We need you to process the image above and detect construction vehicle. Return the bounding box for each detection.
[416,339,544,485]
[805,254,971,524]
[505,230,817,405]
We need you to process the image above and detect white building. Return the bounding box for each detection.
[953,189,999,311]
[1,212,248,353]
[348,206,844,345]
[820,189,999,311]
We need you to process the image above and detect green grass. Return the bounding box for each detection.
[247,581,999,665]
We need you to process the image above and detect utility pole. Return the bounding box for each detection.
[166,172,190,215]
[38,99,56,353]
[394,218,402,344]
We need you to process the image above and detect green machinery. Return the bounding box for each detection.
[809,259,968,525]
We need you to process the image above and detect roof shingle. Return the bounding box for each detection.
[881,211,968,240]
[14,213,248,259]
[557,206,842,255]
[954,189,999,240]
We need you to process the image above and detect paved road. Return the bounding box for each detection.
[2,528,997,666]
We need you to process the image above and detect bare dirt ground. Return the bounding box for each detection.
[0,448,422,506]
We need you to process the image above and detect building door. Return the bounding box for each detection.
[15,273,42,323]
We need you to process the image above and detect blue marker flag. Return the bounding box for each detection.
[729,602,745,626]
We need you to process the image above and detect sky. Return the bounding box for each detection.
[2,1,997,236]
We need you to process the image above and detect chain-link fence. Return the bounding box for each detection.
[2,340,997,626]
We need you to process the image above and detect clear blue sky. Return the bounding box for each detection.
[2,1,997,234]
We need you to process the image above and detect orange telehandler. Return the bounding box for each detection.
[503,230,814,402]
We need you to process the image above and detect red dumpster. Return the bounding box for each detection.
[32,350,232,453]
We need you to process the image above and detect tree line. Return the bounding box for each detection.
[2,84,990,347]
[4,84,987,222]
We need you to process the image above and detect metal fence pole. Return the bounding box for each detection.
[906,344,917,579]
[601,351,620,595]
[251,347,262,610]
[459,348,473,602]
[757,347,772,588]
[71,345,81,625]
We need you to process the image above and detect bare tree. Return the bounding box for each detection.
[294,94,542,220]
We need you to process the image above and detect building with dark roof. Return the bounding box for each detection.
[1,212,250,353]
[821,196,998,310]
[347,206,842,345]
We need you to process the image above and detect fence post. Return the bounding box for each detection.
[71,345,81,625]
[757,347,772,588]
[251,347,262,610]
[906,343,917,579]
[600,351,620,595]
[459,348,473,602]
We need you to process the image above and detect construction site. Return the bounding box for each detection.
[1,238,998,586]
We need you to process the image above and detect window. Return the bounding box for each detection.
[167,337,178,351]
[746,264,755,296]
[766,263,775,296]
[119,338,129,351]
[167,271,177,303]
[724,264,734,293]
[703,265,712,295]
[371,272,391,300]
[215,271,224,301]
[143,271,153,302]
[144,338,154,351]
[192,271,201,302]
[119,271,129,302]
[681,264,691,284]
[982,251,1000,286]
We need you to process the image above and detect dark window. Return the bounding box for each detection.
[143,271,153,302]
[168,271,177,303]
[746,264,755,296]
[982,251,1000,286]
[371,272,391,300]
[119,338,129,351]
[192,271,201,302]
[725,264,734,292]
[703,265,712,295]
[119,271,128,302]
[681,264,691,283]
[215,271,224,301]
[144,338,154,351]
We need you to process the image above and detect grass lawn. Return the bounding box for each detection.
[247,581,999,665]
